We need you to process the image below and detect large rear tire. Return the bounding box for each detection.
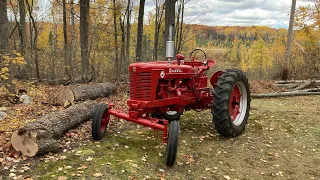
[92,103,110,140]
[164,120,179,166]
[211,69,250,137]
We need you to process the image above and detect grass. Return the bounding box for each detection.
[31,95,320,179]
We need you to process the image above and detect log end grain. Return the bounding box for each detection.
[56,88,75,105]
[11,130,39,157]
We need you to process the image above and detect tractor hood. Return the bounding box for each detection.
[129,61,196,75]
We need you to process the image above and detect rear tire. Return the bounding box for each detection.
[164,120,179,166]
[92,103,110,140]
[211,69,250,137]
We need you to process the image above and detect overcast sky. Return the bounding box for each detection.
[32,0,315,29]
[145,0,315,28]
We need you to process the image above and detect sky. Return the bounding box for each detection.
[22,0,316,29]
[145,0,315,28]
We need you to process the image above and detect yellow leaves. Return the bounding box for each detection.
[0,52,26,81]
[1,67,9,73]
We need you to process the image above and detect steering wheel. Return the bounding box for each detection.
[189,49,207,65]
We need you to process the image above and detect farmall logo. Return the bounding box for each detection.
[169,68,183,73]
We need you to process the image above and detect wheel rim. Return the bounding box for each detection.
[100,111,110,133]
[229,82,248,126]
[166,111,177,116]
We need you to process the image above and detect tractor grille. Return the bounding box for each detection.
[130,71,152,100]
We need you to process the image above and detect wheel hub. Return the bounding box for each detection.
[229,82,248,126]
[100,112,110,132]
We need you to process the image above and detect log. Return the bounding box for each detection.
[252,89,320,98]
[55,82,116,105]
[275,80,307,84]
[274,83,301,89]
[275,80,320,84]
[11,101,98,156]
[290,80,314,91]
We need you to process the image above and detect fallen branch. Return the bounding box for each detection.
[275,80,320,84]
[252,89,320,98]
[274,83,301,89]
[11,101,98,156]
[55,82,116,105]
[290,80,314,91]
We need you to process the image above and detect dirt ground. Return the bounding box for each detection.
[0,81,319,180]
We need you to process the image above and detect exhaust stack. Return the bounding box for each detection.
[166,25,174,65]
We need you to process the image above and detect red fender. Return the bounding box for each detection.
[210,71,223,88]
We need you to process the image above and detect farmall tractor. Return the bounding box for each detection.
[92,26,251,166]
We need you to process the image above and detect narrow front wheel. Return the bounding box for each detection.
[164,120,179,166]
[92,103,110,140]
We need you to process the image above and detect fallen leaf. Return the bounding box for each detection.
[92,173,103,177]
[223,175,231,180]
[86,156,93,161]
[58,176,68,180]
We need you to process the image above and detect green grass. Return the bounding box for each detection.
[31,96,320,179]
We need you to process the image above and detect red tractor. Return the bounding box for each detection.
[92,27,250,166]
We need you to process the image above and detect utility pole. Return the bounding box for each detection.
[283,0,297,80]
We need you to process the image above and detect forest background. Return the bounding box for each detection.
[0,0,319,93]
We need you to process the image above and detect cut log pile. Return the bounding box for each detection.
[11,82,118,156]
[252,79,320,98]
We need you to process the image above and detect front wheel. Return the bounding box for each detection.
[92,103,110,140]
[211,69,250,137]
[164,111,182,121]
[164,120,179,166]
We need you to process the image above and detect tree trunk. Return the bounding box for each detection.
[0,0,9,54]
[125,0,131,71]
[153,0,164,61]
[282,0,297,80]
[63,0,70,80]
[177,0,184,54]
[136,0,145,62]
[70,0,77,76]
[11,101,99,156]
[0,0,15,93]
[18,0,26,55]
[120,16,126,75]
[113,0,119,74]
[80,0,90,82]
[26,0,39,79]
[55,82,117,105]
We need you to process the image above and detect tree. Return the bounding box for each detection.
[63,0,71,79]
[0,0,9,54]
[113,0,119,73]
[249,39,273,76]
[18,0,26,55]
[26,0,39,79]
[70,0,77,75]
[80,0,90,82]
[125,0,132,70]
[175,0,185,54]
[153,0,164,61]
[283,0,297,80]
[136,0,145,62]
